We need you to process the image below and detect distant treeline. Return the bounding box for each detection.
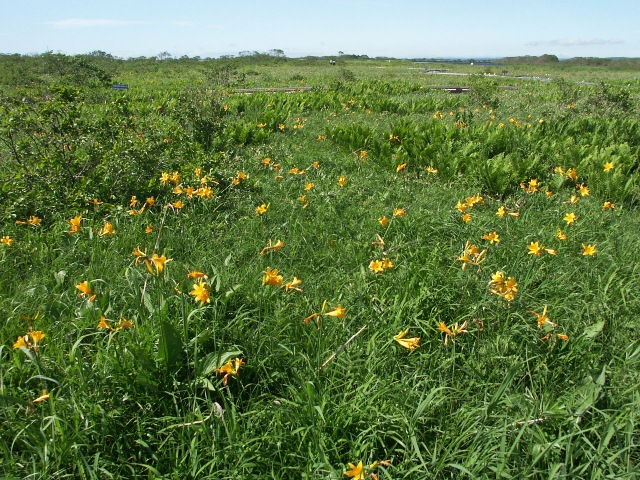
[412,58,498,66]
[416,54,640,69]
[1,51,640,88]
[501,54,640,68]
[0,51,393,88]
[501,54,561,64]
[0,51,293,87]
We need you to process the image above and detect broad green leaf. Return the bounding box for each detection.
[583,321,605,339]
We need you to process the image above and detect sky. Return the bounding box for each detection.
[1,0,639,59]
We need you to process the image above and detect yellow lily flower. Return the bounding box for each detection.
[527,241,543,256]
[29,331,46,344]
[16,215,42,226]
[260,239,285,255]
[187,271,208,280]
[117,318,134,330]
[489,271,518,302]
[13,331,46,351]
[465,194,483,206]
[255,203,270,215]
[529,305,557,329]
[150,253,171,274]
[457,241,486,270]
[577,184,590,196]
[33,390,50,403]
[13,335,27,349]
[369,260,384,274]
[215,358,245,386]
[190,280,211,305]
[437,320,468,346]
[76,281,97,302]
[394,329,420,351]
[97,316,112,329]
[68,216,82,234]
[344,461,364,479]
[393,208,406,218]
[324,305,346,318]
[482,231,500,244]
[381,257,394,270]
[262,267,284,286]
[99,222,116,236]
[284,276,303,293]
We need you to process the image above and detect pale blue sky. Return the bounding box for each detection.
[1,0,638,59]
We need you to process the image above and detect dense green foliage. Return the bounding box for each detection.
[1,54,640,479]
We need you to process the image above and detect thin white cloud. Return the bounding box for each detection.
[166,21,192,28]
[527,38,624,47]
[45,18,149,29]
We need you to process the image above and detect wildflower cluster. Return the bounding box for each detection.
[262,267,303,293]
[457,241,486,271]
[489,271,519,302]
[15,215,42,226]
[527,241,556,256]
[132,246,172,275]
[13,330,46,352]
[369,257,394,274]
[97,316,134,332]
[3,74,632,478]
[496,205,520,218]
[456,193,483,222]
[451,160,610,350]
[12,312,46,352]
[528,305,569,345]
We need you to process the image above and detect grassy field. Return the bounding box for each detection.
[1,54,640,479]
